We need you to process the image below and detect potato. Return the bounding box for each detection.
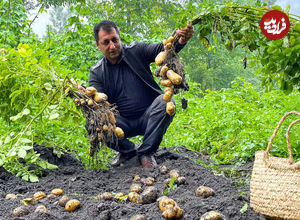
[128,192,139,203]
[200,211,225,220]
[167,70,182,85]
[162,208,176,219]
[130,184,142,194]
[160,79,173,87]
[164,42,172,50]
[51,188,63,196]
[159,165,168,174]
[108,112,116,124]
[114,192,124,200]
[140,178,153,186]
[147,177,155,182]
[33,191,46,201]
[5,193,17,199]
[133,175,141,182]
[167,36,174,44]
[177,176,186,185]
[12,206,30,217]
[131,214,147,220]
[166,102,176,116]
[85,86,97,97]
[162,39,168,45]
[103,124,108,131]
[97,132,102,141]
[158,196,183,219]
[59,196,70,207]
[158,197,175,212]
[94,92,108,102]
[195,186,215,198]
[80,98,85,105]
[163,91,173,102]
[88,99,93,106]
[164,87,173,95]
[35,205,47,214]
[160,65,169,77]
[115,127,124,138]
[155,51,166,66]
[65,199,80,212]
[47,194,57,200]
[137,186,157,204]
[169,169,180,179]
[97,192,113,200]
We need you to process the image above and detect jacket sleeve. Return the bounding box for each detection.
[88,69,105,93]
[138,41,186,64]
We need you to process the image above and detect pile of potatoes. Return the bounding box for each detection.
[9,188,81,217]
[157,196,183,219]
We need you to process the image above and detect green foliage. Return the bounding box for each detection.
[163,177,177,196]
[162,78,300,164]
[190,1,300,93]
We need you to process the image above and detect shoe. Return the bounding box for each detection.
[140,155,157,169]
[111,152,136,167]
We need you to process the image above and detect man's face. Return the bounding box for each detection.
[97,28,122,64]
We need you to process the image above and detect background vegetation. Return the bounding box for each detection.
[0,0,299,182]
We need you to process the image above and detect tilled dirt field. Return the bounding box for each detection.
[0,146,266,220]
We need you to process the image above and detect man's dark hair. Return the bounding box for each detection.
[93,20,120,44]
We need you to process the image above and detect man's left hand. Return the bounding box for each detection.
[177,24,194,45]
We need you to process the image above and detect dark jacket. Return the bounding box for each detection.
[89,41,185,101]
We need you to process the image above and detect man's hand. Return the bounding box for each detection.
[177,24,194,45]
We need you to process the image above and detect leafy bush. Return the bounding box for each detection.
[162,77,300,164]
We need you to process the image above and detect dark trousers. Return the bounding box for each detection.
[109,94,175,157]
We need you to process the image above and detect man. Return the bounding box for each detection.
[89,20,193,169]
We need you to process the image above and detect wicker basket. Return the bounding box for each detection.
[250,111,300,220]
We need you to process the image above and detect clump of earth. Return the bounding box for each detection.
[0,145,266,219]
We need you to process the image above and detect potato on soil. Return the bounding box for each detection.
[163,91,173,102]
[5,193,17,199]
[85,86,97,97]
[177,176,186,185]
[160,65,169,77]
[35,205,47,214]
[130,184,142,194]
[131,214,147,220]
[128,192,139,203]
[94,92,108,102]
[166,102,176,116]
[65,199,80,212]
[137,186,157,204]
[155,51,166,66]
[97,192,113,200]
[160,79,173,87]
[33,191,46,201]
[140,178,153,186]
[114,192,124,200]
[59,196,70,207]
[167,70,182,85]
[159,165,168,174]
[200,211,225,220]
[158,196,183,219]
[103,124,108,131]
[51,188,63,196]
[195,186,215,198]
[115,127,124,138]
[132,175,140,182]
[169,169,180,179]
[47,194,57,200]
[12,206,30,217]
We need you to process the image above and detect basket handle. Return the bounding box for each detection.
[266,111,300,164]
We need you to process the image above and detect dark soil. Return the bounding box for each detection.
[0,145,266,220]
